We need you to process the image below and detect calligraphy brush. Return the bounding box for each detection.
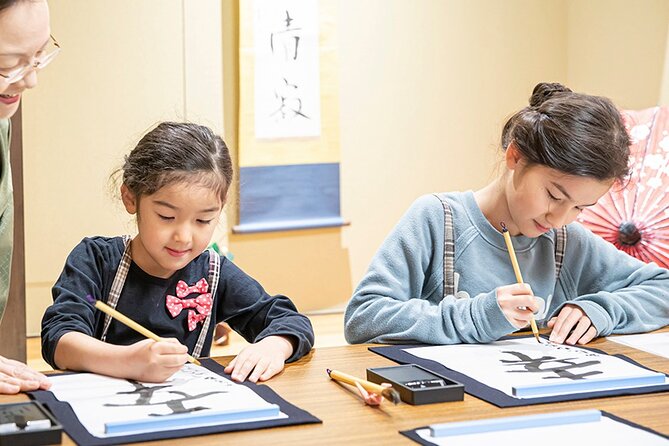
[327,369,401,404]
[500,222,541,344]
[85,294,201,366]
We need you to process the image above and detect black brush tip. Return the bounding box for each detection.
[382,387,401,404]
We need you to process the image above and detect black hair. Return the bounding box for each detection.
[120,122,233,203]
[0,0,27,14]
[501,82,630,181]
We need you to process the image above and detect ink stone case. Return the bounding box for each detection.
[366,364,464,405]
[0,401,62,445]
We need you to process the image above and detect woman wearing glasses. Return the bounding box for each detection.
[0,0,58,394]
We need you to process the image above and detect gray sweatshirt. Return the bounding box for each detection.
[345,191,669,344]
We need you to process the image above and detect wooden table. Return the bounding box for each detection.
[2,334,668,445]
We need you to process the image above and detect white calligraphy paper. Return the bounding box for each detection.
[254,0,321,138]
[48,364,285,437]
[414,415,668,446]
[608,333,669,360]
[406,338,667,398]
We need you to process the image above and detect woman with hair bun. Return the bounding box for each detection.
[345,82,669,346]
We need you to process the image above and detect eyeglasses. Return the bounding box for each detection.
[0,35,61,84]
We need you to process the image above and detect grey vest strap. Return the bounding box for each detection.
[554,226,567,280]
[433,194,567,298]
[434,193,456,296]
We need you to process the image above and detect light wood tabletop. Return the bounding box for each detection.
[3,331,668,445]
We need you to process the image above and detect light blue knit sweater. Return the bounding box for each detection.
[344,191,669,344]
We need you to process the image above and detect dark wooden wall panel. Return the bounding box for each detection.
[0,105,26,362]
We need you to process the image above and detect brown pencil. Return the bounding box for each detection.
[500,222,541,343]
[86,295,202,366]
[327,368,401,404]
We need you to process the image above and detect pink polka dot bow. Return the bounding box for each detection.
[165,278,213,331]
[187,311,209,332]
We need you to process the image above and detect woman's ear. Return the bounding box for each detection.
[120,184,137,214]
[505,141,523,170]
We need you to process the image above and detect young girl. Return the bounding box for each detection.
[345,82,669,346]
[41,122,314,383]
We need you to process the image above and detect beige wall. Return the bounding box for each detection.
[228,0,669,313]
[21,0,669,333]
[22,0,225,335]
[228,0,568,311]
[339,0,568,289]
[566,0,669,110]
[662,20,669,106]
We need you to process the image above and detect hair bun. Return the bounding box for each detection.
[529,82,572,108]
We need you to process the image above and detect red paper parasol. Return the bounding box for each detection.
[578,106,669,268]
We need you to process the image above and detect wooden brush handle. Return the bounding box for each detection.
[328,369,387,394]
[95,301,201,366]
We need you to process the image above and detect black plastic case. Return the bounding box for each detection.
[0,401,62,445]
[366,364,464,405]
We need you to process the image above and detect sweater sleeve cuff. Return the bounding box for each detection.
[254,331,313,363]
[43,325,95,369]
[473,290,518,341]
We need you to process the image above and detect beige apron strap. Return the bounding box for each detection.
[100,235,132,342]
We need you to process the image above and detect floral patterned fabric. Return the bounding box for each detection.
[579,106,669,268]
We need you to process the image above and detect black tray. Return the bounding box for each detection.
[367,364,464,405]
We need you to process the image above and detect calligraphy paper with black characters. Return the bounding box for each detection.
[254,0,321,139]
[369,336,669,407]
[30,359,320,445]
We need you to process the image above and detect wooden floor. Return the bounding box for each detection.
[26,312,346,372]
